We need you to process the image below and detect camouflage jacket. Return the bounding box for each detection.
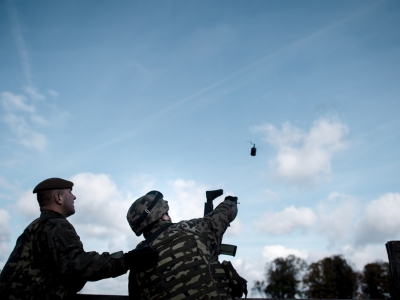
[0,210,127,300]
[129,199,238,300]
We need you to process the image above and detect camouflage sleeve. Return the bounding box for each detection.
[180,199,238,258]
[41,218,126,281]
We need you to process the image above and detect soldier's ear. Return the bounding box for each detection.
[54,192,63,205]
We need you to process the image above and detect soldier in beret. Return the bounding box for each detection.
[0,177,159,300]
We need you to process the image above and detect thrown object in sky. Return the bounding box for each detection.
[249,142,256,156]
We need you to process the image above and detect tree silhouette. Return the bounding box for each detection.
[252,255,306,298]
[360,261,391,299]
[303,255,358,299]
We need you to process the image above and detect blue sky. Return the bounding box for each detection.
[1,0,400,296]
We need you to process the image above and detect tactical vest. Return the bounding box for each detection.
[132,227,232,300]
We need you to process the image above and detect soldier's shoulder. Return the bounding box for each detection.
[45,215,72,226]
[43,217,76,233]
[176,218,209,235]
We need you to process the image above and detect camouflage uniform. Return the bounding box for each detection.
[0,210,126,300]
[127,197,238,300]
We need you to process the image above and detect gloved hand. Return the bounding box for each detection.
[225,196,238,203]
[124,246,159,270]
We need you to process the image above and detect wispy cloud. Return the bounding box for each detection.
[1,92,49,151]
[1,92,34,113]
[23,86,45,101]
[3,1,60,151]
[5,0,31,83]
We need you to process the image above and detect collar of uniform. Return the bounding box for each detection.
[40,209,66,219]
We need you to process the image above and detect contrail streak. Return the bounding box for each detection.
[153,0,385,120]
[5,0,32,88]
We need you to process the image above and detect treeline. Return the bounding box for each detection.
[252,255,391,299]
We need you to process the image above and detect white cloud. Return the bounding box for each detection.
[0,209,12,262]
[69,173,142,252]
[262,245,309,262]
[17,190,40,219]
[317,192,360,247]
[364,193,400,233]
[232,257,265,296]
[355,193,400,246]
[168,179,209,221]
[341,244,389,271]
[167,179,242,236]
[253,116,348,186]
[255,205,316,235]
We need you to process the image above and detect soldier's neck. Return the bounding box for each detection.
[143,220,171,239]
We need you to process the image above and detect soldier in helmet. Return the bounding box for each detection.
[0,177,159,300]
[126,190,238,300]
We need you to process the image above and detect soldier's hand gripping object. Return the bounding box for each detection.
[124,246,159,270]
[224,196,238,203]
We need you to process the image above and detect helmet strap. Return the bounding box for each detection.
[134,192,163,229]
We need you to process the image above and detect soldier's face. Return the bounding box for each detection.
[162,213,172,223]
[61,189,76,217]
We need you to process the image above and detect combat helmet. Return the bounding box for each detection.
[127,190,169,236]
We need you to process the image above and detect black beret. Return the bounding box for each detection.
[33,177,74,193]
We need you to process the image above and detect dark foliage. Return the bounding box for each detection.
[303,255,359,299]
[252,254,307,298]
[360,261,391,299]
[252,280,266,297]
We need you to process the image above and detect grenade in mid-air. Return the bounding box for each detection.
[250,143,256,156]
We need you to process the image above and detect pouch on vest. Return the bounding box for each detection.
[221,260,248,299]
